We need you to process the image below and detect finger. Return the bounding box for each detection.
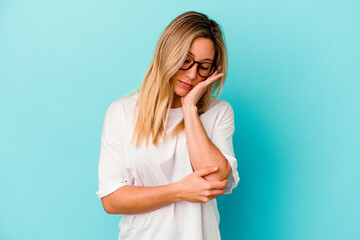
[211,65,223,77]
[209,179,228,190]
[204,72,224,85]
[222,178,229,185]
[195,166,218,177]
[209,189,225,198]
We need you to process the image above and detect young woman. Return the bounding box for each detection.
[96,11,239,240]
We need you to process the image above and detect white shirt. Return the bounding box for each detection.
[96,92,239,240]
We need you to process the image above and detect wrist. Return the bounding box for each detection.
[170,181,184,202]
[182,104,197,114]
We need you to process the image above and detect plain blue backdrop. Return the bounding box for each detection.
[1,0,359,239]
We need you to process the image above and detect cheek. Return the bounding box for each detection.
[171,71,184,87]
[171,77,179,89]
[193,78,204,86]
[171,71,182,80]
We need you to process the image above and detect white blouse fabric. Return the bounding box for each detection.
[96,92,239,240]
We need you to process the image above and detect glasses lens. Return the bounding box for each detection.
[198,63,213,78]
[180,58,193,70]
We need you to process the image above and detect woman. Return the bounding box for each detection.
[96,11,239,240]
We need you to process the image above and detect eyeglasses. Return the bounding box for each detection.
[179,56,218,78]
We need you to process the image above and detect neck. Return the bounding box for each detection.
[171,95,182,108]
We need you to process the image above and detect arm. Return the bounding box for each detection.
[181,67,231,181]
[183,104,232,181]
[101,167,228,214]
[101,184,178,214]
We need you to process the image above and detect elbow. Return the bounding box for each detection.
[103,206,114,215]
[101,198,113,214]
[100,186,131,214]
[101,196,121,214]
[218,158,232,180]
[216,160,232,181]
[204,160,232,181]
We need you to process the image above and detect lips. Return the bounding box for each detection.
[179,80,193,88]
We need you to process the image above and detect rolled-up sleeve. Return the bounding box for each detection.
[96,103,131,199]
[210,102,240,194]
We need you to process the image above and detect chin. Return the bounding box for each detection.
[174,88,189,97]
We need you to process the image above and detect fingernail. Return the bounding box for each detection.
[213,166,218,170]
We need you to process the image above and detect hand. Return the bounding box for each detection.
[176,166,229,203]
[181,66,224,108]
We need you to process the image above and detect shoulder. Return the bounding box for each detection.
[200,98,235,132]
[107,92,139,114]
[103,92,139,128]
[200,97,235,127]
[206,97,234,116]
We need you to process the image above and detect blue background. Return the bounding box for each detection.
[1,0,359,239]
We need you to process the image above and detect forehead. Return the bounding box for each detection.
[188,37,215,61]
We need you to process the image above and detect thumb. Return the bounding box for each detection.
[195,166,218,177]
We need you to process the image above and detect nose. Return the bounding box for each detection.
[185,63,199,80]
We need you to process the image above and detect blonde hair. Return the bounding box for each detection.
[132,11,228,148]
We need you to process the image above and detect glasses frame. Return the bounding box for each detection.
[179,56,218,78]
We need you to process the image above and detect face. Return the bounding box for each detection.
[171,37,216,108]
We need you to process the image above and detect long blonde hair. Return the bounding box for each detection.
[132,11,228,148]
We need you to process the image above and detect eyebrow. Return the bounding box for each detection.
[188,52,213,62]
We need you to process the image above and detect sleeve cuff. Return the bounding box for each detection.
[96,180,130,199]
[223,153,240,194]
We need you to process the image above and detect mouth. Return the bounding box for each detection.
[178,80,193,88]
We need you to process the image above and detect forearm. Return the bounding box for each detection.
[101,166,228,214]
[101,183,180,214]
[183,105,231,181]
